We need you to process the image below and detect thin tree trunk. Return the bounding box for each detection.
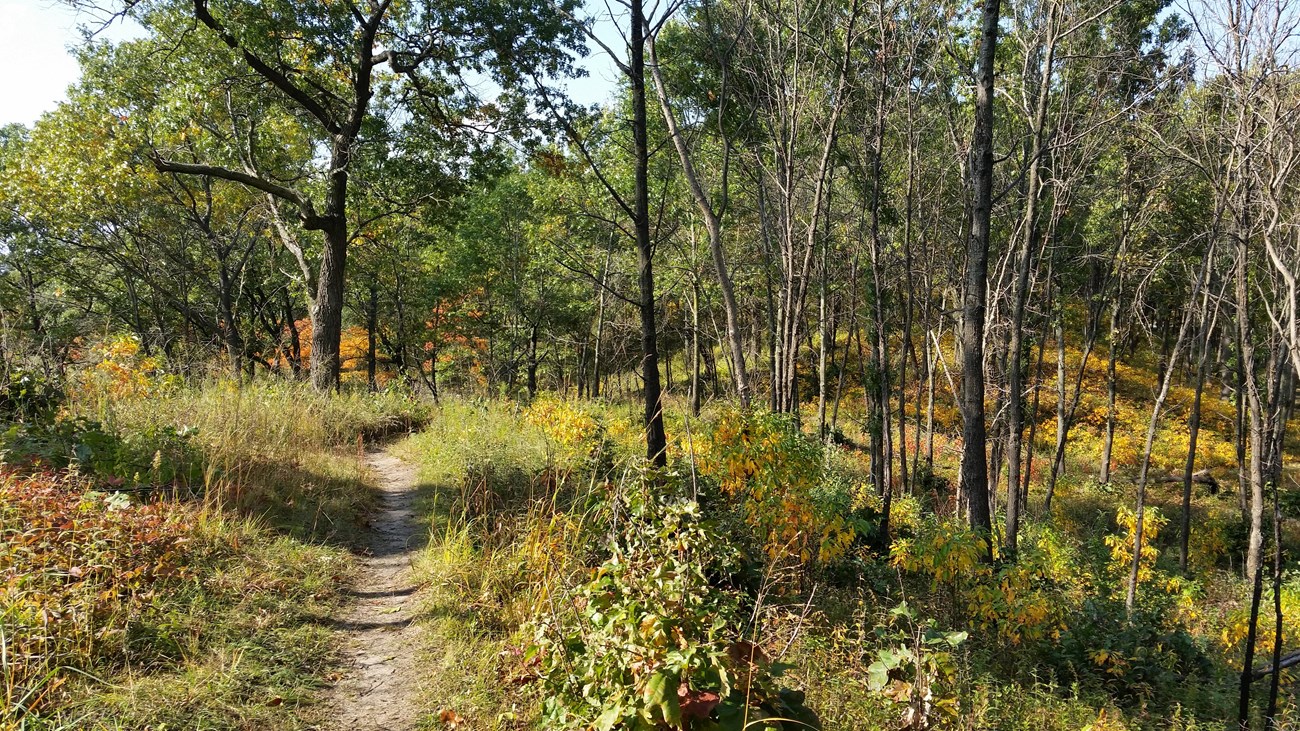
[691,278,702,416]
[648,38,751,407]
[1265,476,1284,729]
[284,288,303,378]
[1022,312,1048,512]
[1099,298,1121,484]
[631,0,668,466]
[592,243,612,400]
[1004,3,1057,552]
[959,0,1002,548]
[367,280,378,391]
[217,264,244,380]
[817,238,831,436]
[527,323,540,398]
[833,257,860,432]
[1180,275,1221,573]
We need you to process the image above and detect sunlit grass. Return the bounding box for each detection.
[2,378,423,729]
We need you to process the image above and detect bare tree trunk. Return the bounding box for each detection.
[284,288,303,378]
[216,264,244,380]
[309,223,348,390]
[1238,224,1268,731]
[691,278,702,417]
[817,230,831,436]
[959,0,1002,548]
[758,186,780,412]
[1004,0,1058,553]
[1265,475,1284,729]
[832,257,860,432]
[1180,275,1221,572]
[1022,314,1048,513]
[592,243,612,400]
[527,323,540,398]
[866,35,893,529]
[1043,276,1100,514]
[1099,298,1120,484]
[631,0,668,466]
[367,279,379,392]
[648,37,751,408]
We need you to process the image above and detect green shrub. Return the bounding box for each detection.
[1043,595,1210,707]
[527,472,819,731]
[866,601,968,726]
[0,417,201,490]
[0,371,63,423]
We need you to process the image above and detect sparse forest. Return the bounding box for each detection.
[1,0,1299,728]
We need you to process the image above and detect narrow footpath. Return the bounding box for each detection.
[319,448,425,730]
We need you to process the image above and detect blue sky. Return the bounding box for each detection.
[0,0,620,127]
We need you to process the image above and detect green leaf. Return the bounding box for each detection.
[768,662,796,678]
[889,601,915,619]
[867,660,890,690]
[595,705,622,731]
[644,671,682,727]
[715,702,746,731]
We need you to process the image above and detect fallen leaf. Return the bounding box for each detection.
[438,708,463,728]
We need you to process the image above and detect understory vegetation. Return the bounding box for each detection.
[1,347,426,730]
[402,391,1297,730]
[5,347,1293,729]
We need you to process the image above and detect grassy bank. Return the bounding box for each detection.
[1,373,428,730]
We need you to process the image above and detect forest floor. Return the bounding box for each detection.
[317,448,427,731]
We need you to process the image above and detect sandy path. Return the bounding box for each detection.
[319,449,425,730]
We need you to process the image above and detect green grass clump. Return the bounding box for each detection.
[395,399,599,728]
[74,380,430,544]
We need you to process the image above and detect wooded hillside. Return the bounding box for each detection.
[1,0,1299,728]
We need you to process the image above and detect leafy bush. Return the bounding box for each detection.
[699,410,854,567]
[1,472,194,718]
[74,334,177,404]
[0,371,63,423]
[0,417,201,490]
[527,474,819,730]
[866,601,968,728]
[1047,596,1209,706]
[891,519,1082,645]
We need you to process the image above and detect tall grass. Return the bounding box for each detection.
[74,380,429,543]
[395,399,608,728]
[2,379,426,729]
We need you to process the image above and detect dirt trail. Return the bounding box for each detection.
[319,449,426,730]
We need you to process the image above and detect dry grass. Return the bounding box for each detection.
[2,379,426,730]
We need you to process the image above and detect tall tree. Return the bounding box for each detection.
[959,0,1002,548]
[647,16,752,409]
[136,0,579,390]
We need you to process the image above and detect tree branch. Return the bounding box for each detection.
[151,154,326,229]
[192,0,342,135]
